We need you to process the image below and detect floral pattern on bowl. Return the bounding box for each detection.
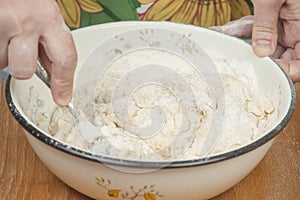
[95,176,163,199]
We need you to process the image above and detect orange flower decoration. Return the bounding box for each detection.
[57,0,103,28]
[144,192,157,200]
[107,189,120,198]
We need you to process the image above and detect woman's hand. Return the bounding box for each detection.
[252,0,300,82]
[0,0,77,105]
[211,0,300,82]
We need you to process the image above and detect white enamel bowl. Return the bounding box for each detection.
[6,21,295,200]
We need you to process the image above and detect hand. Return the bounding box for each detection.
[252,0,300,82]
[0,0,77,105]
[210,0,300,82]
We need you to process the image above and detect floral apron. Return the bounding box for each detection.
[56,0,253,29]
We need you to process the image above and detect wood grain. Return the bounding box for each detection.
[1,82,299,200]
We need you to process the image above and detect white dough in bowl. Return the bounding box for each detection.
[22,48,276,161]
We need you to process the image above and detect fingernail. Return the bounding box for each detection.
[254,39,274,56]
[289,64,300,75]
[56,90,71,106]
[8,67,33,80]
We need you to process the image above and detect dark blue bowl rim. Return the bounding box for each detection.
[5,57,296,169]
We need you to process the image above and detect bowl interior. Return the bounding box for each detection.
[6,21,295,166]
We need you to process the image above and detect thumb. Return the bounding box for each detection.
[252,0,285,57]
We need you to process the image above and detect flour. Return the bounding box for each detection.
[27,48,276,161]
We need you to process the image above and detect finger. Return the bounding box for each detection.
[40,24,77,106]
[276,59,289,74]
[0,40,8,69]
[210,16,254,38]
[8,34,39,79]
[290,42,300,82]
[280,48,295,60]
[38,43,52,77]
[252,0,285,57]
[295,42,300,60]
[0,12,13,69]
[272,44,286,59]
[276,59,300,83]
[289,60,300,82]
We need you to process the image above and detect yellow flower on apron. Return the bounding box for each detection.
[56,0,252,29]
[230,0,252,20]
[140,0,252,27]
[57,0,103,28]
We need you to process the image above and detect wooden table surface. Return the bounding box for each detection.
[0,81,299,200]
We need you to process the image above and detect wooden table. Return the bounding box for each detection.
[1,81,299,200]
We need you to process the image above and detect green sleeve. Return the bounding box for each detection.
[79,0,140,28]
[96,0,140,21]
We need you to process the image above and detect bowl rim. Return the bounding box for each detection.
[5,23,296,169]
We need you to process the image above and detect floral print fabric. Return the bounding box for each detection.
[57,0,253,29]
